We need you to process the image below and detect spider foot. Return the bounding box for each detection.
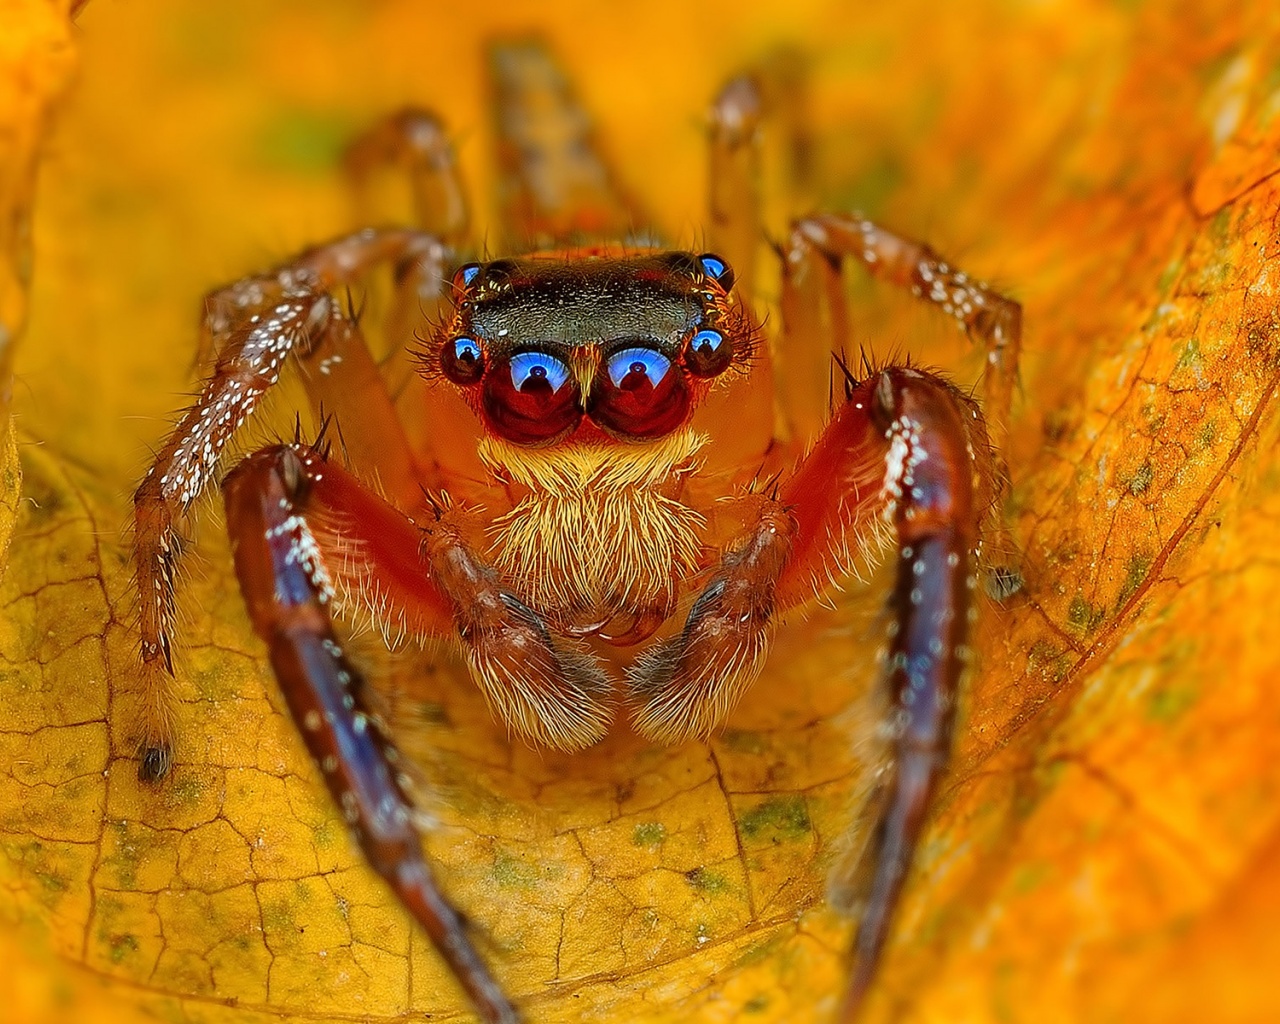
[985,562,1024,601]
[136,741,173,783]
[132,659,177,783]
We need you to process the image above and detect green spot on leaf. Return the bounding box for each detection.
[720,729,767,754]
[491,851,538,890]
[1066,595,1104,634]
[108,932,139,965]
[1116,552,1153,609]
[1148,683,1199,723]
[739,795,811,843]
[253,108,357,174]
[169,776,205,806]
[1011,863,1048,894]
[1210,206,1232,244]
[833,152,905,218]
[1156,258,1182,297]
[686,867,730,895]
[1195,419,1217,451]
[1175,337,1204,374]
[632,821,667,847]
[1027,639,1069,682]
[312,819,337,849]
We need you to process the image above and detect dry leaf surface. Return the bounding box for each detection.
[3,3,1280,1023]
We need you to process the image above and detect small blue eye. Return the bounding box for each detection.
[510,350,570,393]
[685,328,733,377]
[697,252,734,290]
[452,262,482,295]
[692,330,723,356]
[440,335,485,384]
[607,347,671,389]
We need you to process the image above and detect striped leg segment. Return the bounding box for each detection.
[787,213,1021,452]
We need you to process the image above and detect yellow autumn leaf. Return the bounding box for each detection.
[4,2,1280,1024]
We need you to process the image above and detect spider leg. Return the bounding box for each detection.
[631,366,986,1017]
[826,371,982,1020]
[690,75,778,478]
[338,105,498,506]
[489,39,643,248]
[627,494,795,743]
[787,213,1021,452]
[343,107,469,246]
[132,227,443,780]
[708,74,764,308]
[234,444,612,749]
[785,213,1022,591]
[221,444,518,1024]
[341,107,474,425]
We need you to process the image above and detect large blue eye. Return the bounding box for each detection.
[590,345,688,438]
[509,350,571,393]
[606,347,672,390]
[484,349,581,444]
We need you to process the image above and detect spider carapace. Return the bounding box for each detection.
[131,40,1020,1024]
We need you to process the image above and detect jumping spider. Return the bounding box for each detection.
[132,41,1019,1024]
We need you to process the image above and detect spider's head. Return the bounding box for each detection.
[424,250,753,446]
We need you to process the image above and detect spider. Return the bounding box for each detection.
[131,40,1019,1024]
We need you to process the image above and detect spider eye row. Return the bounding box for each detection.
[450,250,735,298]
[440,327,733,444]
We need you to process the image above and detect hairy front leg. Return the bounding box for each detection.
[631,365,988,1017]
[132,227,440,779]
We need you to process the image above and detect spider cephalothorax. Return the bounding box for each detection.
[131,40,1019,1024]
[430,250,752,643]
